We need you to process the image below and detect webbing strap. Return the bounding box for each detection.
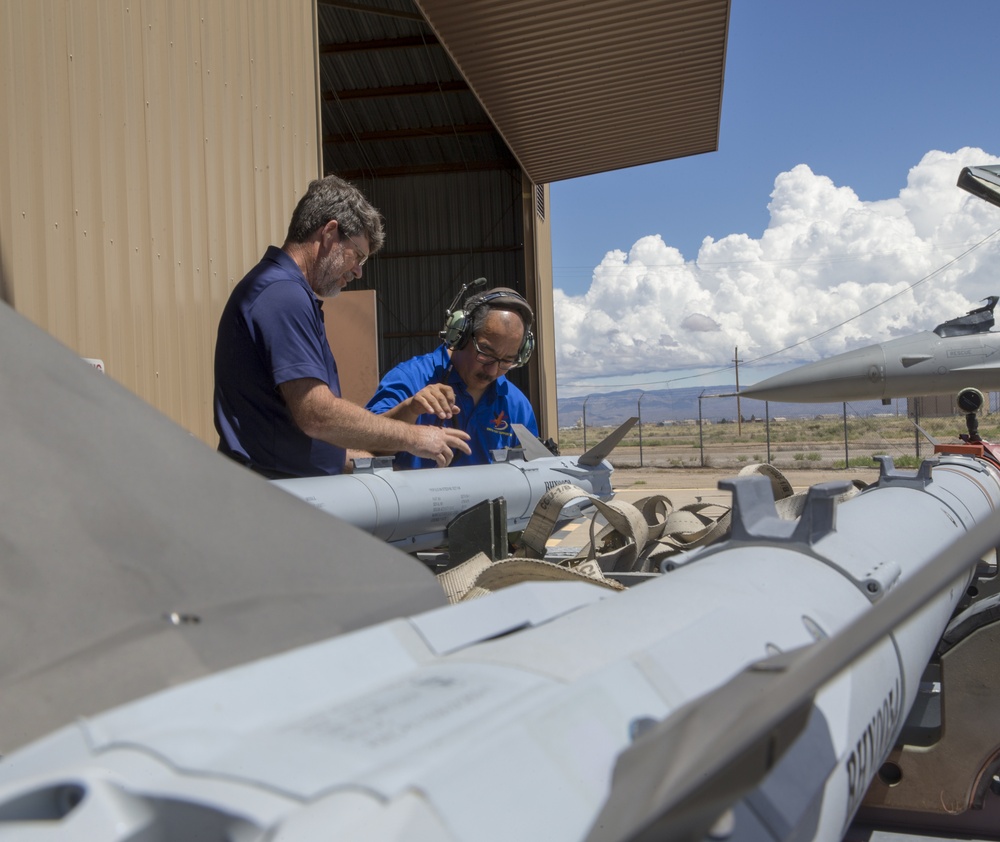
[437,465,865,603]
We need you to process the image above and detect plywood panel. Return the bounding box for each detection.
[324,289,380,407]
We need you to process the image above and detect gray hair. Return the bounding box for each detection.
[285,175,385,253]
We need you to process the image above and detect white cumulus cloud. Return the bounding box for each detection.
[554,148,1000,386]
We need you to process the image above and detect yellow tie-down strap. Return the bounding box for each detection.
[437,464,863,603]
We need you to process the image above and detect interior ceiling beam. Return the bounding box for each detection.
[323,122,495,144]
[333,159,516,180]
[315,0,427,23]
[319,34,438,54]
[321,80,468,101]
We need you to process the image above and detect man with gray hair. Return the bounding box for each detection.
[214,175,470,478]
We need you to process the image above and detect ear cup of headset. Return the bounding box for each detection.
[516,329,535,367]
[440,308,473,350]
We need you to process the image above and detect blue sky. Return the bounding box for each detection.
[549,1,1000,396]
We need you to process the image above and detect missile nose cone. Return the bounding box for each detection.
[740,344,888,403]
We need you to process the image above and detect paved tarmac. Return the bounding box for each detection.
[608,464,881,509]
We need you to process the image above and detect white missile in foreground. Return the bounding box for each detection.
[270,420,635,553]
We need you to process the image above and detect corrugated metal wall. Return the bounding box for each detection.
[349,170,525,367]
[346,167,543,420]
[313,0,538,416]
[0,0,321,444]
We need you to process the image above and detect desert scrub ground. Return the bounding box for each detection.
[555,414,996,471]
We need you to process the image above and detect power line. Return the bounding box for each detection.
[559,226,1000,392]
[742,226,1000,367]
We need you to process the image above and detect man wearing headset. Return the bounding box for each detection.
[365,284,539,469]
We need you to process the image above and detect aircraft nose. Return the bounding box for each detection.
[740,345,888,402]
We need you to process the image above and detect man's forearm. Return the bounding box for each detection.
[378,398,422,426]
[288,381,420,452]
[280,378,469,466]
[319,400,398,450]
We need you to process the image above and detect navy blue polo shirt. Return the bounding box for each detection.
[214,246,346,477]
[366,344,539,470]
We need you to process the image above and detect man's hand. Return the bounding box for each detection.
[409,425,472,467]
[280,378,468,463]
[411,383,459,419]
[382,383,460,424]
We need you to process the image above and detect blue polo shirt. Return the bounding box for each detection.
[214,246,346,477]
[366,344,539,470]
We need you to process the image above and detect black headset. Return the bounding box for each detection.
[439,278,535,368]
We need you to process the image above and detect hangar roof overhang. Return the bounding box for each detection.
[317,0,730,185]
[414,0,730,184]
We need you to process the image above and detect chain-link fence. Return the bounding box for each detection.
[560,391,1000,472]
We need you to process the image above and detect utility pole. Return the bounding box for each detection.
[638,392,645,467]
[734,346,743,437]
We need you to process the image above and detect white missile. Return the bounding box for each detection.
[270,419,636,552]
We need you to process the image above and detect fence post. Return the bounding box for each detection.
[842,403,849,470]
[638,392,645,467]
[765,401,772,464]
[698,392,705,467]
[914,399,920,460]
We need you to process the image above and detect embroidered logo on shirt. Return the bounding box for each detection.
[488,410,510,434]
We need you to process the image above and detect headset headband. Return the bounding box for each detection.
[439,279,535,367]
[464,288,533,330]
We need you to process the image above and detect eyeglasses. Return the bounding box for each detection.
[341,231,369,267]
[471,336,519,370]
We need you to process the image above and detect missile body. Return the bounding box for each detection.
[741,329,1000,403]
[2,452,997,841]
[270,419,637,552]
[271,451,610,551]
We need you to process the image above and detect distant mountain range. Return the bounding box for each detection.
[556,385,865,428]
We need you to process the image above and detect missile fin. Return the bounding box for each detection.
[0,300,446,752]
[585,645,817,842]
[511,423,554,461]
[579,417,638,466]
[910,422,939,447]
